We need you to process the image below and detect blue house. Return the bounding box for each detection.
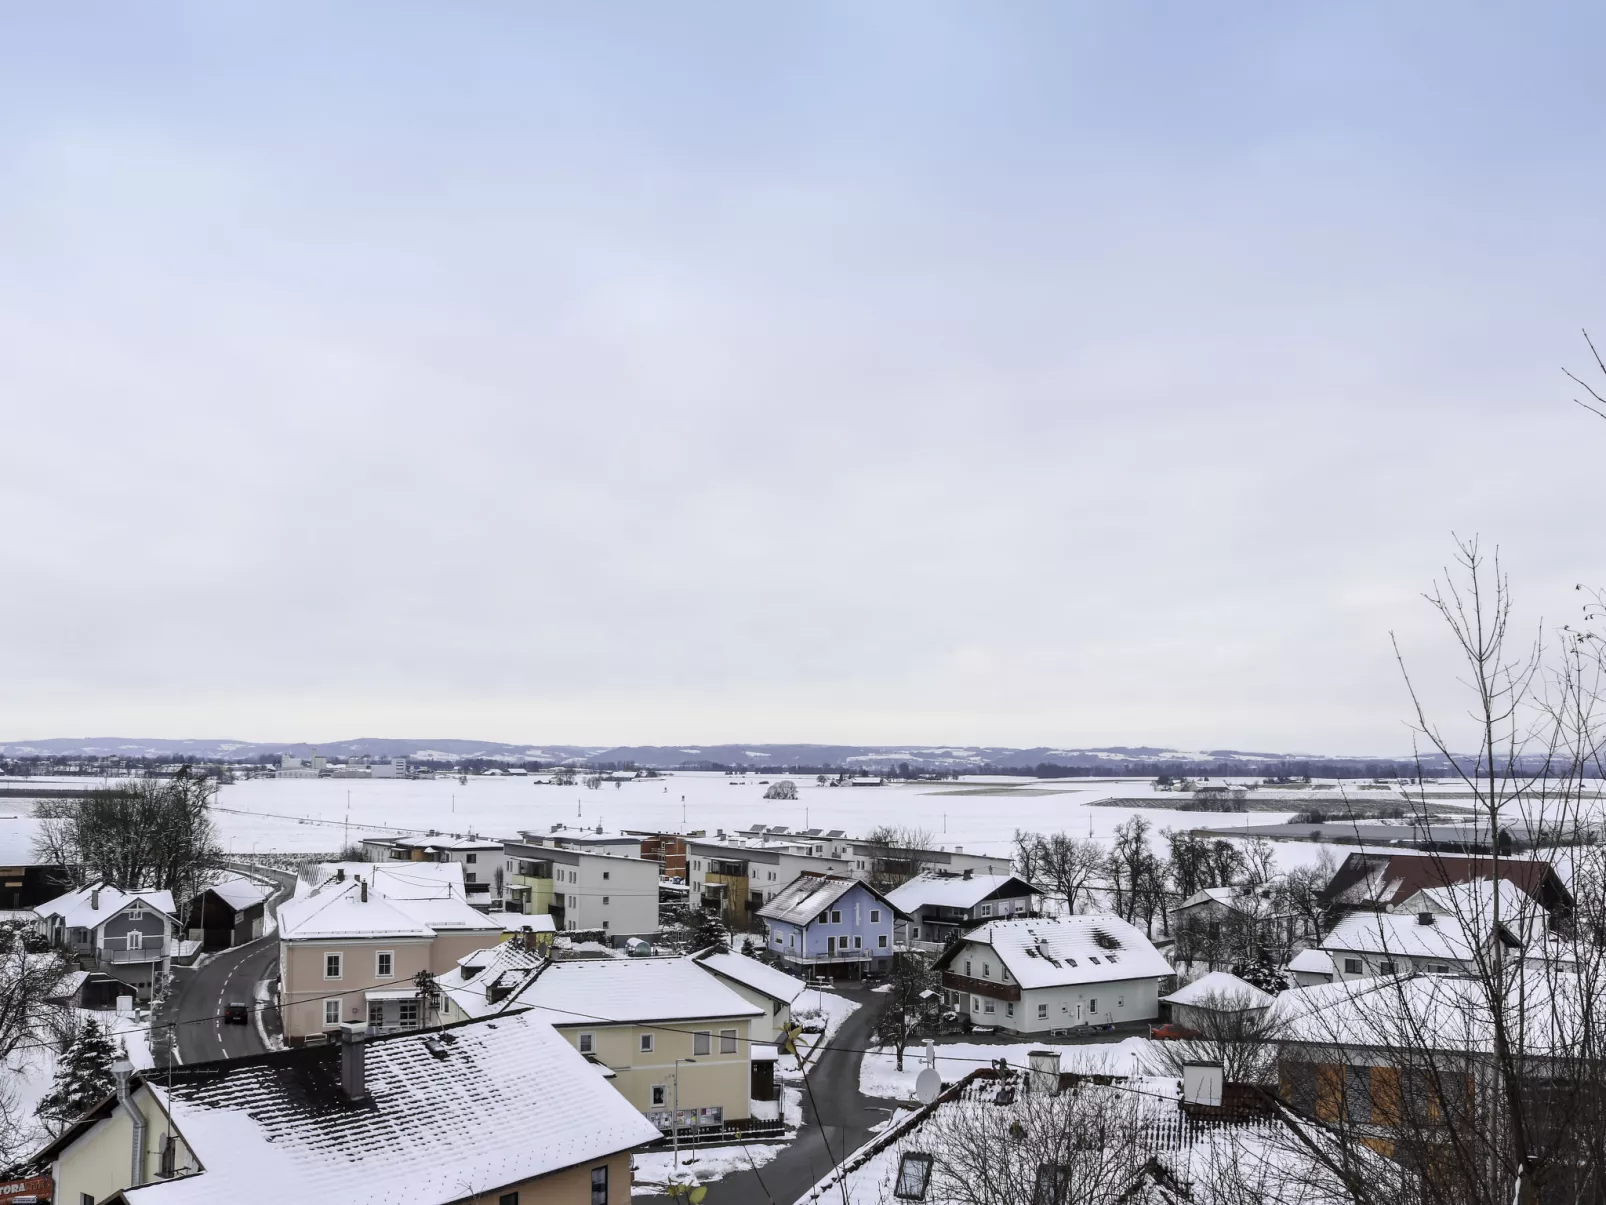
[757,873,901,979]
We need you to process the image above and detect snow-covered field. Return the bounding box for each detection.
[859,1036,1165,1100]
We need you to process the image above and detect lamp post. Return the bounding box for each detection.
[672,1057,697,1169]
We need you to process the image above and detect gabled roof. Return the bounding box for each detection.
[693,948,808,1006]
[34,883,177,929]
[202,876,273,911]
[1287,948,1335,975]
[514,956,765,1025]
[83,1013,658,1204]
[1319,909,1516,963]
[277,883,435,941]
[1318,851,1572,914]
[305,862,464,897]
[1161,970,1273,1009]
[937,915,1172,989]
[883,872,1035,913]
[438,942,547,1019]
[757,873,900,926]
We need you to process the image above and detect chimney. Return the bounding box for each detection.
[339,1022,370,1102]
[1418,911,1435,926]
[1182,1061,1224,1108]
[360,878,368,902]
[336,868,345,883]
[1027,1049,1061,1095]
[962,868,972,881]
[91,887,101,910]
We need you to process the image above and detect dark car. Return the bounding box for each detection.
[224,1001,251,1025]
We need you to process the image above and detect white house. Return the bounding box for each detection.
[1319,903,1523,981]
[933,915,1173,1034]
[884,871,1039,950]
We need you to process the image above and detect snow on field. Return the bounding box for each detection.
[860,1036,1164,1100]
[631,1142,785,1195]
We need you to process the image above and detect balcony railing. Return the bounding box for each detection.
[940,970,1021,1002]
[102,939,176,964]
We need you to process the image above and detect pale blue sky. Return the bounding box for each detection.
[2,4,1603,751]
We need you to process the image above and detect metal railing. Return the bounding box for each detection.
[103,940,176,964]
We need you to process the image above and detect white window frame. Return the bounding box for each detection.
[830,910,842,924]
[640,1033,655,1053]
[1037,1002,1048,1019]
[323,998,342,1027]
[375,951,394,979]
[579,1033,594,1054]
[324,952,343,980]
[870,909,881,923]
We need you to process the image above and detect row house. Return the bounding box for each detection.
[503,841,659,936]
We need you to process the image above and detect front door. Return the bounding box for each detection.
[1075,1002,1083,1023]
[827,936,836,955]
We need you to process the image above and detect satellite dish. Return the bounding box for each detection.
[915,1068,942,1105]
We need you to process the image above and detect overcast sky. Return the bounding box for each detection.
[2,4,1603,754]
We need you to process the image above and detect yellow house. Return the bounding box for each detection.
[35,1015,657,1205]
[516,956,766,1131]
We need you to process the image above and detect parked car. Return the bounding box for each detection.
[1148,1022,1202,1041]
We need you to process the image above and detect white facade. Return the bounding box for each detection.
[506,842,660,937]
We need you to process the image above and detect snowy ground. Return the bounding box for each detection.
[859,1036,1164,1100]
[4,1007,154,1159]
[779,989,860,1075]
[631,1142,787,1195]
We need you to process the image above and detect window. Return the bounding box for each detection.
[399,1000,419,1027]
[720,1028,737,1053]
[368,1001,384,1027]
[854,935,862,949]
[984,999,995,1014]
[579,1033,594,1054]
[640,1033,655,1053]
[965,960,972,976]
[500,1193,519,1205]
[1379,960,1397,975]
[376,951,393,978]
[602,920,610,931]
[465,873,477,884]
[694,1031,711,1056]
[324,952,342,980]
[982,962,991,978]
[1038,1003,1048,1019]
[323,998,341,1026]
[651,1085,667,1106]
[1007,1002,1015,1017]
[1089,998,1098,1013]
[602,896,610,906]
[870,909,881,923]
[127,930,144,951]
[1344,958,1363,975]
[1088,956,1100,965]
[1429,962,1450,973]
[83,1194,96,1205]
[591,1165,609,1205]
[878,934,888,948]
[1033,1162,1072,1205]
[1105,953,1118,964]
[466,853,478,864]
[603,871,610,880]
[979,903,992,916]
[830,910,842,923]
[895,1152,933,1200]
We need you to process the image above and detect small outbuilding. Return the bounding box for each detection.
[1160,970,1274,1032]
[187,876,273,950]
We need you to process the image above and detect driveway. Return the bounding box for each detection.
[647,985,895,1205]
[154,864,297,1066]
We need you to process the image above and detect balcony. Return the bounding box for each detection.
[102,939,177,965]
[940,970,1020,1002]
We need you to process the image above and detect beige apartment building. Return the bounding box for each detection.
[277,873,503,1043]
[516,956,764,1131]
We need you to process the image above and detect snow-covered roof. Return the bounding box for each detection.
[1161,971,1273,1009]
[111,1012,659,1204]
[516,956,765,1026]
[277,882,436,940]
[438,942,546,1019]
[386,894,505,934]
[387,833,507,851]
[305,862,464,897]
[1320,909,1501,963]
[1396,879,1544,940]
[758,874,893,926]
[1287,948,1335,975]
[204,876,273,911]
[884,872,1033,913]
[694,948,808,1005]
[34,883,177,929]
[482,910,556,934]
[943,916,1172,989]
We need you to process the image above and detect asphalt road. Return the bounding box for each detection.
[682,986,895,1205]
[156,864,297,1066]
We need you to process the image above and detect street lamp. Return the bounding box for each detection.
[672,1057,697,1169]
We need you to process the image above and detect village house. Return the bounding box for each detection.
[1160,970,1274,1032]
[691,946,809,1044]
[503,839,659,937]
[884,870,1039,950]
[511,956,765,1133]
[33,883,179,1001]
[933,915,1174,1032]
[277,869,504,1044]
[1316,850,1572,919]
[758,873,901,979]
[1318,882,1536,982]
[361,832,512,909]
[517,825,646,857]
[183,875,272,950]
[30,1011,657,1205]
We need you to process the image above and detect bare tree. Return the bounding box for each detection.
[1035,832,1106,914]
[862,825,937,891]
[874,951,940,1072]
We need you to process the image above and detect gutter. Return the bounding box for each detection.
[112,1058,146,1188]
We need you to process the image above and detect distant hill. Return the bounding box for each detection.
[0,736,1452,776]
